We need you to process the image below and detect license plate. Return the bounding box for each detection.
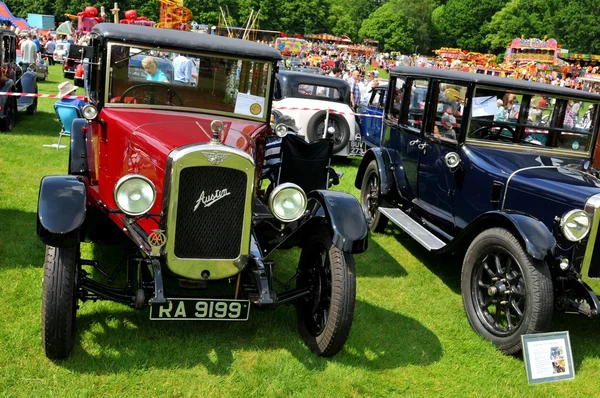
[150,298,250,321]
[349,139,365,156]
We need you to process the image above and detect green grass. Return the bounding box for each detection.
[2,64,600,397]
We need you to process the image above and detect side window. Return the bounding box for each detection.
[3,36,9,64]
[429,82,467,142]
[388,77,405,122]
[369,89,383,108]
[407,79,429,130]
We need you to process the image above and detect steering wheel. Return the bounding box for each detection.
[119,83,184,106]
[470,124,516,141]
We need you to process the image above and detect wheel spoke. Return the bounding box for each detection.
[504,256,512,275]
[478,280,490,289]
[482,262,495,278]
[493,254,503,275]
[505,308,514,330]
[510,298,523,318]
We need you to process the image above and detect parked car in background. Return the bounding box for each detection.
[0,29,38,131]
[274,70,364,156]
[62,44,85,79]
[36,23,367,360]
[53,41,68,63]
[356,66,600,354]
[16,50,48,81]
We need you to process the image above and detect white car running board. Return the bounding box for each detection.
[378,207,446,251]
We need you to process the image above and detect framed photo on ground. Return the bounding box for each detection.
[522,331,575,384]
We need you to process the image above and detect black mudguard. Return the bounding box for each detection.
[255,190,369,256]
[37,176,87,248]
[69,119,89,176]
[308,190,368,253]
[354,147,394,195]
[0,79,13,111]
[440,210,556,260]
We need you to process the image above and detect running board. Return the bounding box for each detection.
[379,207,446,251]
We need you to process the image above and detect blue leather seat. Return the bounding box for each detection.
[17,71,37,112]
[53,103,82,150]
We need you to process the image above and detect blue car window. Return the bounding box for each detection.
[407,79,428,130]
[389,77,405,122]
[430,83,467,142]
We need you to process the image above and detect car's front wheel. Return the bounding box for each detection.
[360,160,388,232]
[42,245,79,360]
[461,228,553,354]
[296,226,356,356]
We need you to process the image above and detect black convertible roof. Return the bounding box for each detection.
[91,23,282,61]
[277,70,350,91]
[391,66,600,102]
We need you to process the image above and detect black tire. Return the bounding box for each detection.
[0,98,15,132]
[296,226,356,356]
[360,160,388,232]
[461,228,553,354]
[307,111,350,154]
[42,245,79,360]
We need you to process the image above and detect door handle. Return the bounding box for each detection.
[418,143,427,150]
[409,139,420,146]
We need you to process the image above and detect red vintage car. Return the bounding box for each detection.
[36,23,368,359]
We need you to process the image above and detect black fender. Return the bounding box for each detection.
[0,78,14,110]
[440,210,556,260]
[69,118,89,176]
[37,176,87,248]
[354,147,394,195]
[308,190,368,253]
[254,190,368,256]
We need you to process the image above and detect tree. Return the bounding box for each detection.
[483,0,563,52]
[432,0,508,52]
[359,1,415,52]
[553,0,600,54]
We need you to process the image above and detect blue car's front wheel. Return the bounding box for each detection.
[462,228,553,355]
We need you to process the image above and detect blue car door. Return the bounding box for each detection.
[382,77,429,201]
[416,82,468,229]
[358,87,386,147]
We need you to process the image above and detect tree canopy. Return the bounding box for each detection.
[5,0,600,55]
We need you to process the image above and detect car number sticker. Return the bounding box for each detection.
[150,298,250,321]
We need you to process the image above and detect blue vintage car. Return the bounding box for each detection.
[356,66,600,354]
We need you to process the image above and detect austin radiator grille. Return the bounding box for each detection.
[174,166,247,259]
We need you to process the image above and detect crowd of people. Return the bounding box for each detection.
[277,40,600,96]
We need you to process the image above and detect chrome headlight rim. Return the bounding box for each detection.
[560,209,592,242]
[81,103,98,120]
[268,182,307,223]
[113,174,157,216]
[275,123,289,138]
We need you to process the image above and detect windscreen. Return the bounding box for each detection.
[105,43,272,121]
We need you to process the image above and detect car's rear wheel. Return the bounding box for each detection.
[296,226,355,357]
[42,245,79,360]
[0,98,15,132]
[461,228,553,354]
[307,111,350,154]
[360,160,388,232]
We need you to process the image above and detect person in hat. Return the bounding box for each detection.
[582,104,595,129]
[56,81,85,110]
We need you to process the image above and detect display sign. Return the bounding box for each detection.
[522,331,575,384]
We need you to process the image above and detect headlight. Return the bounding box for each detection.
[114,174,156,216]
[560,209,591,242]
[81,104,98,120]
[268,183,307,222]
[275,123,289,138]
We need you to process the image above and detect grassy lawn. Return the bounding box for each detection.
[2,64,600,397]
